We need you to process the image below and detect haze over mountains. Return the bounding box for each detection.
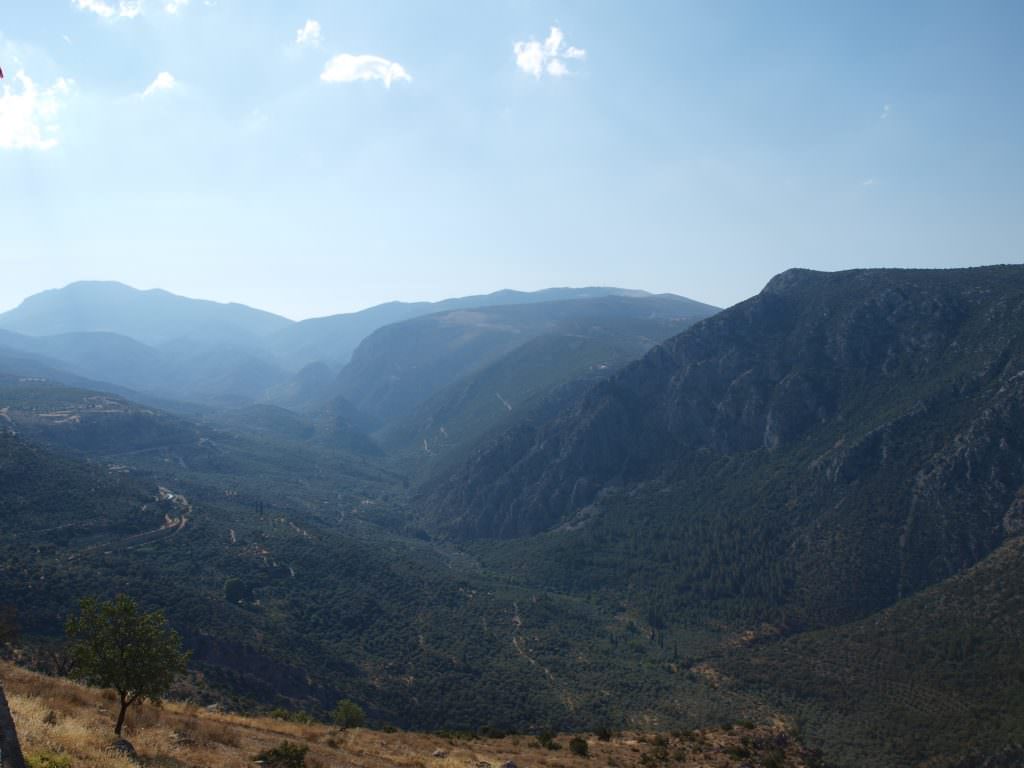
[2,267,1024,768]
[0,281,711,410]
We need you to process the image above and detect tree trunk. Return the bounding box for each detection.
[114,695,128,736]
[0,682,27,768]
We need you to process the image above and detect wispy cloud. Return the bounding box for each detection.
[72,0,142,19]
[862,178,877,187]
[296,19,321,47]
[514,26,586,79]
[0,71,73,151]
[142,71,177,97]
[164,0,188,13]
[881,104,891,119]
[321,54,411,88]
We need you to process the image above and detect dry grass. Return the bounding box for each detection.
[2,662,812,768]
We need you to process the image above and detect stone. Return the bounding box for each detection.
[108,738,139,762]
[0,684,27,768]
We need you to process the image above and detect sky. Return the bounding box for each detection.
[1,1,1023,320]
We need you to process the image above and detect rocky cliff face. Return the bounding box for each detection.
[423,267,1024,589]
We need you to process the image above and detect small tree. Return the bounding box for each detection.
[569,736,590,757]
[66,595,189,736]
[332,699,365,729]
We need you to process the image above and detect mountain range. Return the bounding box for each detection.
[0,282,711,409]
[2,267,1023,768]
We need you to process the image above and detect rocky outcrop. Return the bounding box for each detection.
[0,683,26,768]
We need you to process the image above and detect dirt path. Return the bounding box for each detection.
[511,602,556,682]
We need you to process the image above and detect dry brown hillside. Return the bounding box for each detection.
[0,662,822,768]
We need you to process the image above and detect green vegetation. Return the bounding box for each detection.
[569,736,589,757]
[332,699,365,729]
[25,752,72,768]
[223,578,252,604]
[723,537,1024,767]
[253,741,308,768]
[5,267,1024,768]
[66,595,189,735]
[537,729,561,750]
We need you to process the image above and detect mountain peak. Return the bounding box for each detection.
[0,282,292,346]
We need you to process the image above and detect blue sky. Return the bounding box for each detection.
[1,1,1022,319]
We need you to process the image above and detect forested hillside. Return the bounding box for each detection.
[4,267,1024,768]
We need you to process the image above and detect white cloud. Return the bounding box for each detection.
[862,178,876,187]
[296,19,321,47]
[0,71,73,151]
[321,54,411,88]
[164,0,188,12]
[514,26,586,79]
[142,71,177,97]
[72,0,143,19]
[73,0,114,17]
[546,59,567,77]
[543,26,563,56]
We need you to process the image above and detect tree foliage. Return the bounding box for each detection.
[66,594,189,735]
[332,699,365,729]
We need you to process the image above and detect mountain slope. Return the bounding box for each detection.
[0,408,755,734]
[0,281,291,347]
[379,314,708,479]
[266,286,667,369]
[424,266,1024,626]
[0,328,291,408]
[0,284,702,408]
[723,534,1024,767]
[336,294,718,428]
[1,661,820,768]
[0,329,162,390]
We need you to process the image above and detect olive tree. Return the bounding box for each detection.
[66,595,189,736]
[332,699,365,729]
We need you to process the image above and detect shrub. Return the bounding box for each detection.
[595,726,613,741]
[569,737,590,757]
[538,729,561,750]
[254,741,308,768]
[332,699,365,729]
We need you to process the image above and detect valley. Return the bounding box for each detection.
[2,270,1023,768]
